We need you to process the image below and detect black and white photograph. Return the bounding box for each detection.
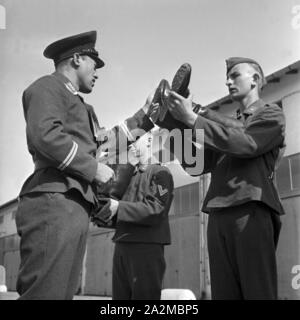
[0,0,300,304]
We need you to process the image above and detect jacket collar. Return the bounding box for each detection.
[52,71,79,95]
[236,99,265,120]
[133,162,161,174]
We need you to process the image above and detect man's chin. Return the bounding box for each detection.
[80,87,93,94]
[229,92,242,101]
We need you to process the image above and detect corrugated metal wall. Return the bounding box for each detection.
[0,237,4,266]
[277,196,300,299]
[83,216,204,298]
[83,180,211,299]
[164,215,201,297]
[0,234,20,291]
[275,153,300,299]
[84,229,115,296]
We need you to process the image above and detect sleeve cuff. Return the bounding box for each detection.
[126,108,155,133]
[193,115,206,132]
[115,201,127,222]
[70,156,98,184]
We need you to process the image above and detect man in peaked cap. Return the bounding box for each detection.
[16,31,157,300]
[166,57,286,299]
[44,30,105,69]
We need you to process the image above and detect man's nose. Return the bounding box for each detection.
[94,70,98,80]
[226,77,232,86]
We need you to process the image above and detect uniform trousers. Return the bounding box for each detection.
[207,201,281,300]
[16,189,91,300]
[112,242,166,300]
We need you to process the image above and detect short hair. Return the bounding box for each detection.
[55,54,89,69]
[248,62,266,91]
[55,56,72,69]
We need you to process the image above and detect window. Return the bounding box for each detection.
[275,152,300,197]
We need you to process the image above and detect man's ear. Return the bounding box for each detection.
[251,73,260,88]
[71,53,82,68]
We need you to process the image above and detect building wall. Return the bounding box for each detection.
[164,215,201,296]
[275,151,300,299]
[84,229,115,296]
[281,92,300,156]
[277,196,300,299]
[267,70,300,299]
[83,215,204,297]
[82,181,209,299]
[0,202,20,291]
[263,69,300,156]
[0,233,20,290]
[0,203,17,238]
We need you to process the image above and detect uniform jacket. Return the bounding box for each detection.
[20,71,154,205]
[184,99,286,215]
[112,164,174,245]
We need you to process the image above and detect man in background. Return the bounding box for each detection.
[94,133,174,300]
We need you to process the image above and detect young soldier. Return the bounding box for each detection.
[166,57,286,300]
[94,134,174,300]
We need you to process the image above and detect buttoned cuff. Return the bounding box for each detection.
[126,108,155,134]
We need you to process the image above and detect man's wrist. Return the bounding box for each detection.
[142,103,148,116]
[197,105,209,117]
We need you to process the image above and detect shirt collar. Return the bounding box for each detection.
[133,161,161,174]
[52,71,79,95]
[236,99,265,119]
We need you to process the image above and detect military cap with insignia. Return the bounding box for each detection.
[226,57,266,86]
[43,30,105,69]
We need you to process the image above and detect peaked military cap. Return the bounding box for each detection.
[226,57,266,86]
[43,30,105,68]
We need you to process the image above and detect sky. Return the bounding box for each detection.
[0,0,299,204]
